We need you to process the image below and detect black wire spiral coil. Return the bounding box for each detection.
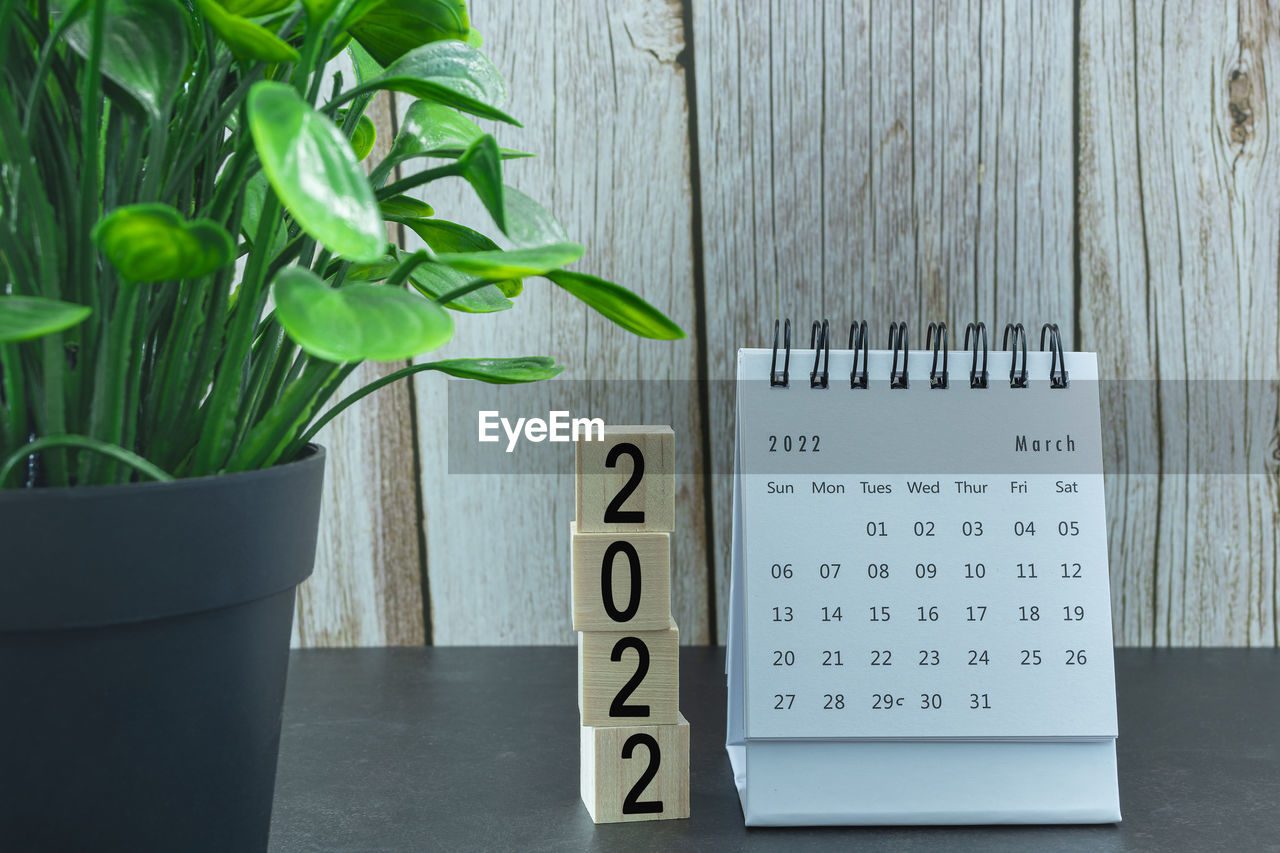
[765,319,1069,389]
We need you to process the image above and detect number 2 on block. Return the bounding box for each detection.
[620,733,663,814]
[604,443,645,523]
[609,637,650,717]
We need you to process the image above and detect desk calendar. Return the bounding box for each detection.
[726,321,1121,825]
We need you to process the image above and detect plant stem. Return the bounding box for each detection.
[235,322,285,448]
[0,434,173,488]
[20,0,92,135]
[204,137,257,221]
[296,360,451,448]
[77,0,104,265]
[385,249,433,287]
[311,248,333,277]
[367,154,398,190]
[322,85,368,112]
[170,67,258,206]
[139,111,168,203]
[81,282,140,484]
[143,280,197,442]
[376,162,462,200]
[253,335,298,424]
[118,286,151,479]
[433,278,501,305]
[223,358,341,472]
[38,335,68,485]
[189,193,282,474]
[155,263,232,472]
[0,343,24,454]
[38,0,105,485]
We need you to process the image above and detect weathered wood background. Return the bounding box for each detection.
[293,0,1280,648]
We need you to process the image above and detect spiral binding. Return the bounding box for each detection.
[1040,323,1069,388]
[848,321,869,389]
[765,319,1070,388]
[770,319,791,387]
[888,321,909,389]
[926,322,948,389]
[964,322,989,389]
[1001,322,1029,389]
[809,320,831,388]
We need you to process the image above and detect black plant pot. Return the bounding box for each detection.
[0,446,325,852]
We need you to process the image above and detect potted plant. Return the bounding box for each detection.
[0,1,683,849]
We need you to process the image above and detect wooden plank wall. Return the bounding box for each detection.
[1078,0,1279,645]
[294,0,1280,648]
[694,0,1078,643]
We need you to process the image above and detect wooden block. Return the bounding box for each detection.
[571,522,671,632]
[580,713,690,823]
[578,617,678,726]
[575,425,675,533]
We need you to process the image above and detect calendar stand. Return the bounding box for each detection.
[575,426,690,822]
[726,321,1121,825]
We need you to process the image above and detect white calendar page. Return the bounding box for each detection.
[737,348,1118,742]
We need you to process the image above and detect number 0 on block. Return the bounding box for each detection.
[575,426,675,533]
[571,522,672,632]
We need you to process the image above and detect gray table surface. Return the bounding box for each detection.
[269,648,1280,852]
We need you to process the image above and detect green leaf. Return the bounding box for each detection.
[248,82,386,263]
[326,30,353,61]
[300,0,341,20]
[336,108,377,160]
[380,195,434,218]
[503,185,570,247]
[386,101,531,165]
[435,243,584,279]
[350,114,377,160]
[407,263,512,312]
[341,256,398,281]
[219,0,295,14]
[464,27,482,47]
[397,218,521,297]
[273,266,454,362]
[349,0,470,66]
[92,204,235,283]
[424,357,564,384]
[0,296,92,342]
[347,40,385,85]
[546,271,686,340]
[399,218,496,251]
[344,250,513,313]
[58,0,189,118]
[365,41,519,125]
[198,0,300,63]
[457,134,506,231]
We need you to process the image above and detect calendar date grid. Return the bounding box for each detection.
[742,473,1116,740]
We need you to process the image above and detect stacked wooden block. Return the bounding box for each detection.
[574,426,689,823]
